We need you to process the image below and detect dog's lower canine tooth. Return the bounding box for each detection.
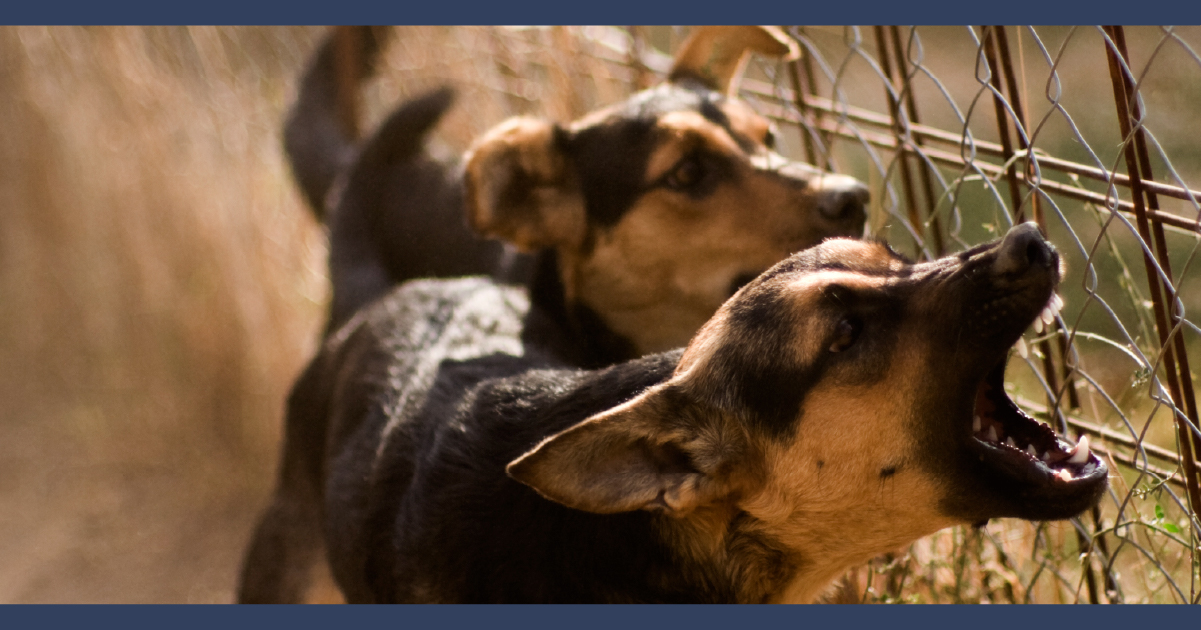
[1056,469,1073,482]
[1015,336,1028,359]
[1026,445,1038,458]
[1067,435,1091,465]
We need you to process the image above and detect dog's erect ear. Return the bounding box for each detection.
[507,386,735,515]
[462,117,585,252]
[669,26,800,95]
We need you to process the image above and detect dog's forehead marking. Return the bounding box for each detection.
[644,110,746,182]
[813,240,909,276]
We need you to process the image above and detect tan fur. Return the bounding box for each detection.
[566,116,863,355]
[640,264,960,602]
[462,117,586,252]
[605,253,965,602]
[461,27,865,357]
[670,26,800,94]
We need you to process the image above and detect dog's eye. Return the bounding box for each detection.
[829,317,861,353]
[665,155,705,191]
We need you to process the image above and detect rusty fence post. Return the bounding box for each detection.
[1103,25,1201,559]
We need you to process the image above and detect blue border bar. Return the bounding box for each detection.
[4,0,1201,26]
[2,604,1194,627]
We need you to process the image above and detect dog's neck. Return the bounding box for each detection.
[654,500,884,603]
[523,250,637,369]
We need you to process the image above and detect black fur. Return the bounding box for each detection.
[289,278,739,602]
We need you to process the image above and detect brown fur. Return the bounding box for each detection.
[465,99,868,356]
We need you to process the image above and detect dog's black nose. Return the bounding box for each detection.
[993,222,1053,275]
[812,177,869,228]
[817,185,869,223]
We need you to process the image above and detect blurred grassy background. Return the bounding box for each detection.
[0,24,651,604]
[0,26,330,602]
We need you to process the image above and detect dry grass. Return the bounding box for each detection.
[0,26,329,602]
[0,24,649,604]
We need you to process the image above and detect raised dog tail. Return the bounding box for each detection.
[324,86,464,331]
[283,26,389,219]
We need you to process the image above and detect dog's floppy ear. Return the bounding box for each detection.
[669,26,800,95]
[507,385,735,515]
[462,117,585,252]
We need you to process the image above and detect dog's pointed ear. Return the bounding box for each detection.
[507,385,732,515]
[669,26,800,95]
[462,117,585,252]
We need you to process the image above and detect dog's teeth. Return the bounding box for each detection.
[1026,445,1038,458]
[1056,469,1073,482]
[1067,435,1091,465]
[1005,437,1017,448]
[1041,451,1051,462]
[987,426,998,443]
[1041,307,1055,326]
[1053,294,1064,311]
[973,416,982,433]
[1032,316,1045,334]
[1015,337,1028,359]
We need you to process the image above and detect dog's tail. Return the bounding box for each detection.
[324,86,465,331]
[284,26,389,219]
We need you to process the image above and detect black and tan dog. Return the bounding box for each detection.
[283,26,869,352]
[241,222,1106,603]
[240,26,872,603]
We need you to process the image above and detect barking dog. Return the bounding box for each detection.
[240,223,1106,603]
[282,26,869,352]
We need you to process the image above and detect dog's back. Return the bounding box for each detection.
[303,279,703,602]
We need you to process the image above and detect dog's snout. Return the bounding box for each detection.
[993,222,1054,276]
[815,180,870,223]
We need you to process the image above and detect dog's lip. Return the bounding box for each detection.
[959,285,1107,497]
[964,357,1108,491]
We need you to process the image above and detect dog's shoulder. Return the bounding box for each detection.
[321,276,690,602]
[377,348,686,603]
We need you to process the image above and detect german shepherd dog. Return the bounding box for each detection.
[280,26,869,349]
[240,220,1106,603]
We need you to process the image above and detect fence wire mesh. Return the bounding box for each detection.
[743,25,1201,604]
[411,25,1201,604]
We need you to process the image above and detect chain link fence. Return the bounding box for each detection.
[417,25,1201,604]
[751,25,1201,604]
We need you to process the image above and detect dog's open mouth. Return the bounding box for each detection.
[965,295,1107,493]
